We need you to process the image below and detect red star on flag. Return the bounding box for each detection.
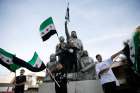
[46,29,49,32]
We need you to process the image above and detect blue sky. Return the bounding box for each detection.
[0,0,140,75]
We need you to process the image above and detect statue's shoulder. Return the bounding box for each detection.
[56,43,60,48]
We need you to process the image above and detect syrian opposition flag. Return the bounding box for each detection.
[0,48,46,72]
[39,17,57,41]
[28,52,46,70]
[129,30,140,73]
[0,48,20,72]
[13,52,46,72]
[123,28,140,74]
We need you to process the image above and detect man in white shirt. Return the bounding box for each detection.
[95,50,122,93]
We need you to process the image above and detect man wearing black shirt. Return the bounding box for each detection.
[55,36,68,93]
[15,69,26,93]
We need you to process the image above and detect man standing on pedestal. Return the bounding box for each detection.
[95,50,122,93]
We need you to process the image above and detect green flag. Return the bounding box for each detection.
[0,48,20,72]
[0,48,46,72]
[12,52,46,72]
[40,17,57,41]
[130,30,140,73]
[28,52,45,69]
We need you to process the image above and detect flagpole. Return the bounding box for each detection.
[46,68,60,87]
[56,32,59,41]
[13,70,16,93]
[66,0,69,8]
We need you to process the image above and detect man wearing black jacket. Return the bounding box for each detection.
[14,69,26,93]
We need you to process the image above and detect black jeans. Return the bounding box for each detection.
[102,81,117,93]
[55,80,67,93]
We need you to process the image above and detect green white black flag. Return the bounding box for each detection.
[13,52,46,72]
[129,30,140,73]
[39,17,57,41]
[28,52,44,69]
[0,48,46,72]
[0,48,20,72]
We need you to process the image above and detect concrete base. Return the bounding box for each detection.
[39,80,104,93]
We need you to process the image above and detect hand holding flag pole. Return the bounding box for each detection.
[46,68,60,87]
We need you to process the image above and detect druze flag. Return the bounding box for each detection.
[40,17,57,41]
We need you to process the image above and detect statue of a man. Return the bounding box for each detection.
[65,21,83,72]
[80,50,96,80]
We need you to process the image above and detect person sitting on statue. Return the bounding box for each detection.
[55,36,75,73]
[65,21,83,72]
[55,36,67,63]
[55,36,70,72]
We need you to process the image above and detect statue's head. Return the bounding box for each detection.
[82,50,88,57]
[136,26,140,32]
[123,40,130,46]
[71,31,77,38]
[59,36,65,43]
[50,54,56,62]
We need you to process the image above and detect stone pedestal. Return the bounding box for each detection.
[39,80,103,93]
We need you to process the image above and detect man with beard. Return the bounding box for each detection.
[65,21,83,72]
